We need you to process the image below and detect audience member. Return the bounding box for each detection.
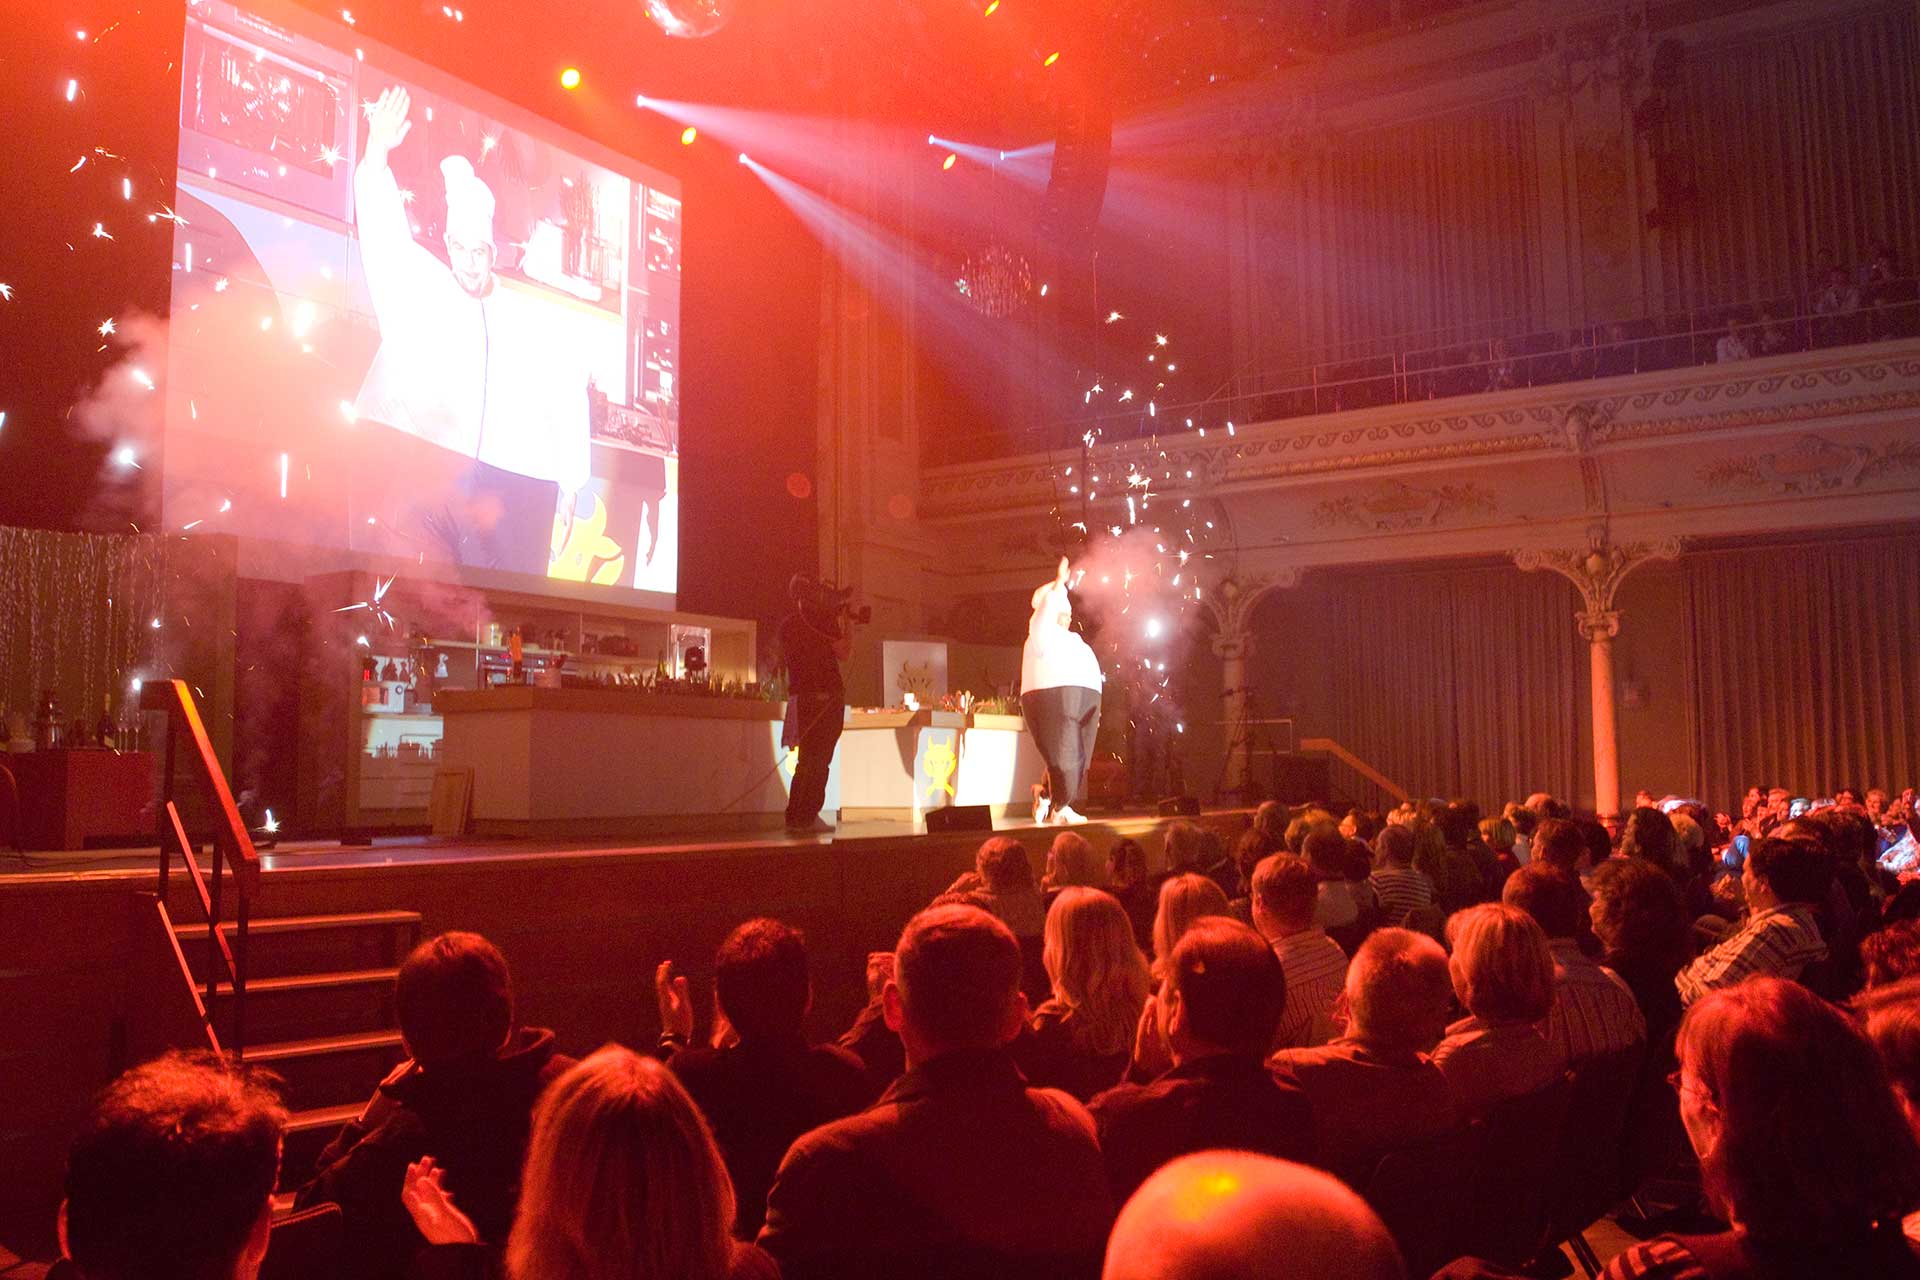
[1530,818,1591,877]
[1715,318,1751,363]
[1305,827,1364,934]
[1602,979,1920,1279]
[1044,831,1107,908]
[1109,836,1159,952]
[1370,825,1435,924]
[1150,873,1233,980]
[1865,922,1920,990]
[1017,888,1151,1100]
[1675,836,1830,1005]
[296,932,572,1280]
[759,904,1113,1279]
[659,919,874,1236]
[401,1045,776,1280]
[1432,904,1563,1118]
[1479,815,1520,882]
[1102,1153,1405,1280]
[950,837,1046,941]
[835,949,906,1093]
[1504,803,1537,865]
[1088,920,1310,1203]
[1621,806,1684,882]
[1269,929,1458,1187]
[1251,855,1349,1051]
[1586,858,1690,1053]
[1165,822,1240,902]
[1505,864,1647,1063]
[1857,977,1920,1243]
[60,1052,285,1280]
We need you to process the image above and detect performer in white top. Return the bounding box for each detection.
[352,87,591,558]
[1020,556,1104,825]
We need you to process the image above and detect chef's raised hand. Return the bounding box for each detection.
[363,86,413,170]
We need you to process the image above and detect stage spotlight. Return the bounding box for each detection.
[928,134,937,145]
[681,125,698,144]
[559,67,581,90]
[1145,617,1164,639]
[737,152,749,164]
[1043,50,1060,66]
[941,152,957,170]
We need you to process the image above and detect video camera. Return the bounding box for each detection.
[791,575,873,626]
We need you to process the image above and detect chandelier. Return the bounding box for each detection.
[953,241,1034,318]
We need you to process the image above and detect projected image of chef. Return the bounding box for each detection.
[353,85,589,572]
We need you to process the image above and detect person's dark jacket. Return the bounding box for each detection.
[758,1047,1113,1280]
[668,1036,876,1238]
[1087,1052,1314,1203]
[295,1029,572,1280]
[1011,1006,1130,1102]
[1113,879,1161,954]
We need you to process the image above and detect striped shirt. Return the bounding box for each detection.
[1544,939,1646,1064]
[1370,866,1435,923]
[1674,903,1827,1007]
[1273,927,1349,1050]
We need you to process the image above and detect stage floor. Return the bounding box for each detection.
[0,806,1224,881]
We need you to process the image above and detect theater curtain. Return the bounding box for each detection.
[1318,563,1581,808]
[1684,532,1920,807]
[1254,97,1542,359]
[1656,3,1920,308]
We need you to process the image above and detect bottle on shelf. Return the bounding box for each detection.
[33,690,61,750]
[96,694,115,750]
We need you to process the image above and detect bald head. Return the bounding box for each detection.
[1104,1152,1405,1280]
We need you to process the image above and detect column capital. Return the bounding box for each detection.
[1577,608,1621,643]
[1512,527,1683,621]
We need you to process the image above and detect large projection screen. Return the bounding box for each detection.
[163,0,681,600]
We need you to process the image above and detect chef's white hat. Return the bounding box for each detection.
[440,154,495,249]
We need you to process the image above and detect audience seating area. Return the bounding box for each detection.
[37,782,1920,1280]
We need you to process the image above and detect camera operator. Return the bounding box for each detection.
[778,575,853,835]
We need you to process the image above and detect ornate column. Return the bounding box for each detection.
[1514,529,1681,818]
[1201,569,1298,802]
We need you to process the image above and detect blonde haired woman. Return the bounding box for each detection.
[1130,873,1234,1080]
[1015,887,1152,1099]
[1433,904,1563,1118]
[402,1045,776,1280]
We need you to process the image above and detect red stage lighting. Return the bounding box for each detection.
[559,67,582,90]
[681,125,698,145]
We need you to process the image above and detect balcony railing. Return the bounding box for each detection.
[926,279,1920,467]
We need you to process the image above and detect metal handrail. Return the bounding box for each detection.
[1300,736,1411,809]
[929,279,1920,466]
[143,678,259,1056]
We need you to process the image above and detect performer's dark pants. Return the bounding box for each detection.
[1021,686,1102,813]
[785,692,845,825]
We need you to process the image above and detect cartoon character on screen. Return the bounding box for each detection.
[1020,556,1104,827]
[351,85,594,573]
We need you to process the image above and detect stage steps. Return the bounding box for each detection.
[185,909,421,1189]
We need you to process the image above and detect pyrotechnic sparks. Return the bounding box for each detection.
[1105,310,1124,323]
[479,131,500,159]
[318,143,343,168]
[97,317,116,336]
[91,222,113,240]
[70,155,87,173]
[0,283,12,301]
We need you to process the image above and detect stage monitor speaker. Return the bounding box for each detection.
[925,805,994,834]
[1270,754,1332,806]
[1157,796,1201,817]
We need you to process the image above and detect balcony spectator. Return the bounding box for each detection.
[1754,307,1796,357]
[1815,265,1863,346]
[1715,318,1752,363]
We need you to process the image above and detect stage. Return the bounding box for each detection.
[0,805,1250,1253]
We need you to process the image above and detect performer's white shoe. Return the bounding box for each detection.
[1053,805,1087,825]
